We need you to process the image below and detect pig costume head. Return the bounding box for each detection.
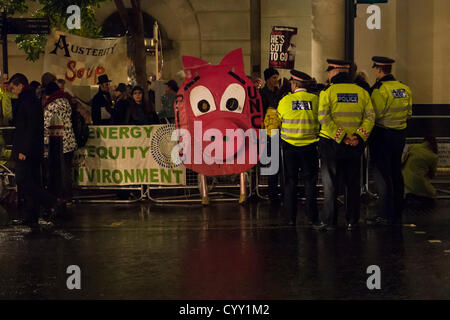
[174,49,263,176]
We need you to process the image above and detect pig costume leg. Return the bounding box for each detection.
[239,172,247,204]
[199,174,210,205]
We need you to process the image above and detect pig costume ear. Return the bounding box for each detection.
[182,56,210,80]
[219,48,245,75]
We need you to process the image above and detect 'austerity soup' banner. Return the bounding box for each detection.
[43,30,127,86]
[75,125,186,186]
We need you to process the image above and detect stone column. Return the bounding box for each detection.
[311,0,346,83]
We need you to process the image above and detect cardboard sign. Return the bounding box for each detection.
[269,26,298,69]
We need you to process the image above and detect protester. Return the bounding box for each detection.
[39,72,57,106]
[91,74,113,124]
[260,68,282,202]
[402,136,439,206]
[159,79,178,123]
[56,79,66,91]
[127,86,160,125]
[29,81,41,97]
[112,83,130,125]
[9,73,61,228]
[43,82,77,204]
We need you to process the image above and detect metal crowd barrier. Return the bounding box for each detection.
[147,168,252,203]
[1,119,449,204]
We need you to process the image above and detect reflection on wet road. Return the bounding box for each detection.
[0,200,449,299]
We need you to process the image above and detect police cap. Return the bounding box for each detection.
[290,69,312,81]
[372,56,395,68]
[326,59,352,71]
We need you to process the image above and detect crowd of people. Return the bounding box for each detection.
[0,55,440,229]
[2,71,179,228]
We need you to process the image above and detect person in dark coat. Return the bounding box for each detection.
[91,74,113,124]
[260,68,283,202]
[127,86,160,125]
[111,83,130,125]
[9,73,60,227]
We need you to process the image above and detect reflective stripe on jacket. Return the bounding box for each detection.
[318,82,375,143]
[371,79,412,130]
[277,89,319,147]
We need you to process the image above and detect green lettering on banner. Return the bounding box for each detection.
[139,146,150,158]
[87,145,96,157]
[86,168,95,182]
[78,168,83,182]
[136,169,148,183]
[97,127,107,139]
[172,170,183,184]
[160,169,171,183]
[112,170,123,184]
[124,169,135,183]
[97,146,108,159]
[119,127,129,139]
[109,147,119,159]
[130,127,142,138]
[102,169,112,183]
[122,146,126,159]
[109,127,118,139]
[128,146,137,158]
[150,168,159,183]
[89,127,95,139]
[97,169,101,182]
[143,126,153,138]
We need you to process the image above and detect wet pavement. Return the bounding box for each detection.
[0,198,449,300]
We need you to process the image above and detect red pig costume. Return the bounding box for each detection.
[174,49,263,177]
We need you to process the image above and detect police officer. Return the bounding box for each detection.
[315,59,375,231]
[277,69,320,226]
[366,56,412,225]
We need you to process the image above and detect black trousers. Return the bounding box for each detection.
[15,160,56,223]
[369,126,406,222]
[319,137,364,226]
[43,151,74,201]
[282,141,319,223]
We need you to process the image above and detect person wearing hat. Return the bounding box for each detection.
[91,74,113,125]
[159,79,178,123]
[366,56,412,226]
[276,69,320,226]
[315,59,375,231]
[260,68,283,202]
[111,83,130,125]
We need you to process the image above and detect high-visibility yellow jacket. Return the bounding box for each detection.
[371,75,412,130]
[263,107,281,137]
[318,74,375,143]
[277,89,319,147]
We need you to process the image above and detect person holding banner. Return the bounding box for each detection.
[91,74,113,125]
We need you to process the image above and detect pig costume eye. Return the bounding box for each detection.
[220,83,245,113]
[189,85,217,116]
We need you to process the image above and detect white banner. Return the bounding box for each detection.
[43,31,127,86]
[75,125,186,186]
